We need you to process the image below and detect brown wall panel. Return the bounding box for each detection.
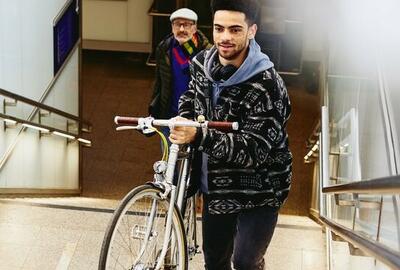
[81,51,160,198]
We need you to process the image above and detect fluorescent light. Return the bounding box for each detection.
[53,131,75,140]
[312,144,319,152]
[4,118,17,125]
[22,123,49,132]
[78,138,91,144]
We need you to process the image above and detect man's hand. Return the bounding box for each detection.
[169,117,197,144]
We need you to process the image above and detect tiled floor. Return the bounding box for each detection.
[0,197,326,270]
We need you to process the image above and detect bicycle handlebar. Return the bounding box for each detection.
[114,116,239,132]
[206,121,238,132]
[114,116,140,125]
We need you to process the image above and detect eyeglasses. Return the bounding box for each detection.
[172,21,194,30]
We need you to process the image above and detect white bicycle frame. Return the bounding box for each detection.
[116,118,196,270]
[154,143,186,270]
[115,116,238,270]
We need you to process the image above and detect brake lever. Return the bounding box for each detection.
[116,126,141,131]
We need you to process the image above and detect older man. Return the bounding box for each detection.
[149,8,211,120]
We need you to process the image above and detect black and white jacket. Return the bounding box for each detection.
[179,47,292,215]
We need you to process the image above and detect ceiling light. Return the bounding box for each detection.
[53,131,75,140]
[22,123,49,132]
[77,138,91,145]
[4,118,17,125]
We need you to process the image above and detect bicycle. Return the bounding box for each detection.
[99,116,238,270]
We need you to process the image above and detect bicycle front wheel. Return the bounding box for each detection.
[99,184,187,270]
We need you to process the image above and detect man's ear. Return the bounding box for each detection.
[248,24,258,39]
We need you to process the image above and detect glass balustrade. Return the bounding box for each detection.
[318,0,400,268]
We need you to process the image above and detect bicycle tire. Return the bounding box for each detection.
[182,196,198,259]
[99,184,188,270]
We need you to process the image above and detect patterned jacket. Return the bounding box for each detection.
[149,31,211,119]
[179,48,293,214]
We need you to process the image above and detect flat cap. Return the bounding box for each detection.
[170,8,198,22]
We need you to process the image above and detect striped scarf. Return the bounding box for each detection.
[169,33,200,116]
[171,33,199,70]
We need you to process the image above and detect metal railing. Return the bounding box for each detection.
[323,175,400,195]
[0,86,92,171]
[320,176,400,269]
[320,214,400,270]
[0,88,91,132]
[317,105,400,270]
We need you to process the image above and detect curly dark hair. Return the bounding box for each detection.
[210,0,260,25]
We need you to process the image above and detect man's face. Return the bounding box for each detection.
[213,10,257,61]
[171,18,197,45]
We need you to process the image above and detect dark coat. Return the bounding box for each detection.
[149,30,211,119]
[179,49,293,214]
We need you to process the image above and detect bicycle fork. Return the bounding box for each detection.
[155,143,180,270]
[132,198,159,267]
[130,144,181,269]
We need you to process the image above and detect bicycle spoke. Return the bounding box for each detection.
[110,253,125,270]
[100,186,187,270]
[122,214,135,265]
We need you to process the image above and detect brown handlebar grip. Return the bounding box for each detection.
[114,116,140,125]
[207,121,239,132]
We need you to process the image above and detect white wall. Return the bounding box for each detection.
[325,0,400,268]
[296,0,329,62]
[82,0,152,43]
[378,0,400,172]
[259,0,329,63]
[0,0,80,190]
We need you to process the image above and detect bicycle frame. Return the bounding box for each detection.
[113,116,238,270]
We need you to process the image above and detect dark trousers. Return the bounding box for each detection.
[202,198,278,270]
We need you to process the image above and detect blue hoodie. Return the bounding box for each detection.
[200,39,274,192]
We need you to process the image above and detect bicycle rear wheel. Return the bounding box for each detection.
[182,196,198,259]
[99,184,188,270]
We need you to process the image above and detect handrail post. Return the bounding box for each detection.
[321,106,330,216]
[2,98,17,131]
[321,105,332,270]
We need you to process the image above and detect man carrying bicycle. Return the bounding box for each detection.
[169,0,293,269]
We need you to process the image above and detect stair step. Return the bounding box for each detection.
[348,242,368,257]
[331,231,347,242]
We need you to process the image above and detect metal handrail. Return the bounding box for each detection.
[320,216,400,270]
[321,174,400,269]
[0,87,91,131]
[0,113,78,139]
[306,120,321,147]
[322,175,400,195]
